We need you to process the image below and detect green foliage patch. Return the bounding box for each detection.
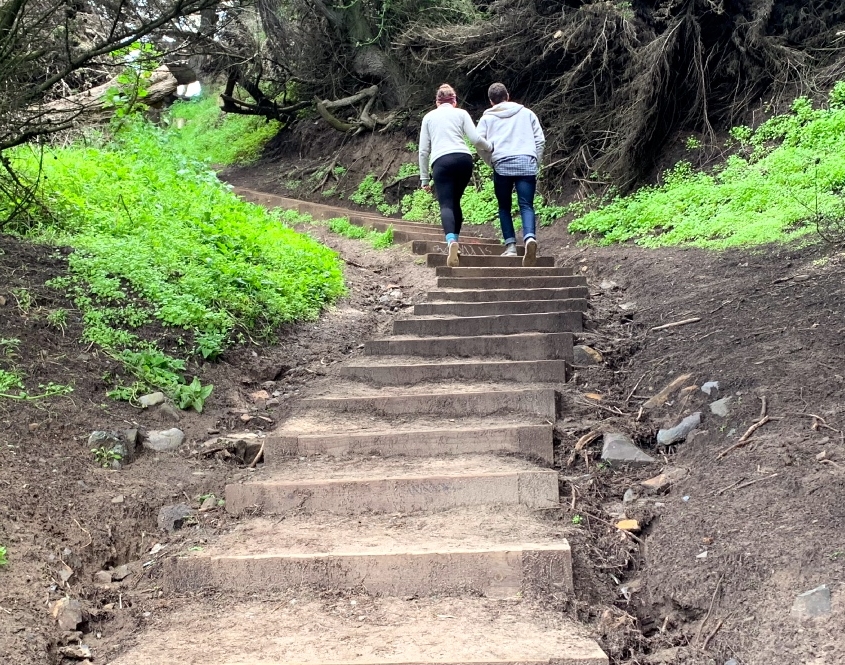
[326,217,393,249]
[0,545,7,567]
[167,94,281,165]
[569,84,845,248]
[2,120,344,405]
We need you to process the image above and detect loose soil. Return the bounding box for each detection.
[2,156,844,664]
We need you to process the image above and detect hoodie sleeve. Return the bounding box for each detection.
[530,110,546,166]
[418,116,432,186]
[462,111,492,159]
[475,116,493,167]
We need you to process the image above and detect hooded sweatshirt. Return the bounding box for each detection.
[418,104,491,186]
[476,102,545,174]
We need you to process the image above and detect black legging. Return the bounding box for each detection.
[432,152,473,238]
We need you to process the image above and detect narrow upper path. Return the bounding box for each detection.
[114,192,608,665]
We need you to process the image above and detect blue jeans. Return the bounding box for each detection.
[493,172,537,244]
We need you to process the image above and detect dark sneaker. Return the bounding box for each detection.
[522,238,538,267]
[447,240,460,267]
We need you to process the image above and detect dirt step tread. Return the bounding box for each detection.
[300,387,557,417]
[280,411,544,435]
[111,596,608,665]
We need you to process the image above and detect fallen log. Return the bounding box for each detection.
[30,64,196,129]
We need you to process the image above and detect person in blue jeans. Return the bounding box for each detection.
[476,83,546,267]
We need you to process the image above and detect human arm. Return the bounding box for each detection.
[530,111,546,166]
[475,116,493,167]
[463,111,492,159]
[418,116,432,186]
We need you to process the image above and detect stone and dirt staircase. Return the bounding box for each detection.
[113,191,608,665]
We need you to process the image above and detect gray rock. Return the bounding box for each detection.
[87,431,121,449]
[725,660,738,665]
[111,562,137,581]
[93,571,112,584]
[619,301,637,311]
[138,392,165,408]
[657,412,702,446]
[573,345,603,365]
[709,396,733,417]
[623,488,637,503]
[158,402,183,422]
[143,428,185,452]
[58,643,91,659]
[50,598,83,631]
[599,279,620,291]
[701,381,720,396]
[791,585,831,618]
[157,503,193,532]
[601,432,656,467]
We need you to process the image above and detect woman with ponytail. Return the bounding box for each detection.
[418,84,492,267]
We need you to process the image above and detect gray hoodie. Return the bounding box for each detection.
[476,102,545,170]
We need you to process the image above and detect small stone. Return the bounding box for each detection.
[250,390,271,402]
[599,279,619,290]
[622,488,637,503]
[791,585,831,618]
[700,381,719,395]
[111,495,125,504]
[619,302,637,311]
[111,563,135,581]
[93,571,112,584]
[601,432,656,467]
[240,413,253,423]
[157,503,193,532]
[50,598,83,631]
[199,496,216,512]
[138,392,165,408]
[816,450,827,461]
[0,295,5,306]
[58,562,74,583]
[87,431,121,449]
[143,428,185,452]
[266,398,280,408]
[725,660,738,665]
[657,412,702,446]
[28,423,39,432]
[59,631,83,645]
[616,519,640,532]
[158,403,183,422]
[709,396,733,417]
[641,467,689,492]
[573,345,603,365]
[58,644,91,659]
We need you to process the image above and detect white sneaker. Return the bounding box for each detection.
[447,241,460,267]
[522,238,537,267]
[501,244,517,257]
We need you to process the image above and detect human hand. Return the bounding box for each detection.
[422,185,432,193]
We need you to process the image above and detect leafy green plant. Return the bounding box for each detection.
[396,162,420,179]
[0,545,7,567]
[351,174,399,215]
[10,288,32,313]
[685,136,703,150]
[172,377,214,413]
[400,188,439,223]
[166,94,281,165]
[569,83,845,248]
[91,446,122,468]
[3,119,345,405]
[405,141,418,152]
[325,217,393,248]
[0,369,23,394]
[46,308,68,332]
[571,515,584,525]
[105,42,161,131]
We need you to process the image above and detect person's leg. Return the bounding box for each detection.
[514,176,537,240]
[514,175,538,266]
[451,154,474,238]
[493,171,517,250]
[431,156,458,242]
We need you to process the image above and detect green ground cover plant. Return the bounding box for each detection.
[166,94,281,165]
[326,217,393,249]
[0,545,7,567]
[2,120,344,406]
[569,83,845,248]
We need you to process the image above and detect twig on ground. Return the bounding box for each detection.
[696,573,724,644]
[568,430,602,466]
[732,473,779,491]
[714,478,745,496]
[248,440,266,469]
[72,518,93,548]
[716,415,772,459]
[575,398,625,416]
[650,317,702,332]
[759,395,768,419]
[708,300,733,315]
[625,373,648,405]
[702,618,724,651]
[642,373,694,409]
